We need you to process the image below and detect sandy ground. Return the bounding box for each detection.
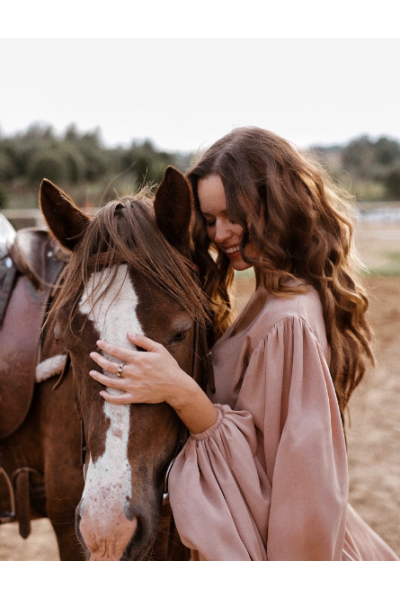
[0,519,59,561]
[1,220,400,560]
[346,277,400,556]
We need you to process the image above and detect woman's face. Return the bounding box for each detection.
[197,175,253,272]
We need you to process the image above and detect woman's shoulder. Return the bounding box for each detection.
[214,279,329,363]
[250,281,329,357]
[264,280,323,324]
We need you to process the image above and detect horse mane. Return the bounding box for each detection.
[49,189,209,334]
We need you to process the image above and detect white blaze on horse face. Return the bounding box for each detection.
[80,263,143,394]
[78,265,141,559]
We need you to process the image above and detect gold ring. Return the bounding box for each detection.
[117,363,125,378]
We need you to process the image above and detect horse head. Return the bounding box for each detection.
[39,168,207,560]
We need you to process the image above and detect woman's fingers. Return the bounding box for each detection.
[89,369,127,389]
[99,390,135,404]
[127,332,163,352]
[96,339,135,362]
[90,351,121,373]
[96,334,163,361]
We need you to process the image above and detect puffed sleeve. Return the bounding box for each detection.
[169,316,349,561]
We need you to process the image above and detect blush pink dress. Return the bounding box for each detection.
[169,282,399,561]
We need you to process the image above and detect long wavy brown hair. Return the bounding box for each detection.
[187,126,374,420]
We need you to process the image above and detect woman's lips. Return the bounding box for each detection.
[223,245,241,259]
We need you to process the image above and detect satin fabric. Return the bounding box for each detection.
[169,282,399,561]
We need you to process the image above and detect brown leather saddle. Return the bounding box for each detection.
[0,226,69,440]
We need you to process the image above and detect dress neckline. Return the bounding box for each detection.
[212,284,270,351]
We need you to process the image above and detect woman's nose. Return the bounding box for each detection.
[214,220,231,244]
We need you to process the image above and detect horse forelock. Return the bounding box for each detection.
[51,194,208,340]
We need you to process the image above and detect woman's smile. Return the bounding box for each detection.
[222,244,241,258]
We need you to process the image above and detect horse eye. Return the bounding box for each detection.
[171,330,189,344]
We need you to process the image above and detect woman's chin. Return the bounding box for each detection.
[230,257,252,271]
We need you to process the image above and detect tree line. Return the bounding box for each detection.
[0,124,194,209]
[1,124,400,209]
[311,134,400,201]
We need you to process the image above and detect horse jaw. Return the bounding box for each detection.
[78,265,142,560]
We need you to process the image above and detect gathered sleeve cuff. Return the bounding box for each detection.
[189,406,224,441]
[169,401,268,560]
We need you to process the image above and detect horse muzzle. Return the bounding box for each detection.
[76,500,138,561]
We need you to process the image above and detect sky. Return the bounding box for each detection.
[1,38,399,153]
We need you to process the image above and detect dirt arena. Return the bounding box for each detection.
[1,219,400,560]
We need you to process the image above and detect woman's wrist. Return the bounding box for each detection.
[167,373,219,435]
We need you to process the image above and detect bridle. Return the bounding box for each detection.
[162,315,215,504]
[53,251,215,505]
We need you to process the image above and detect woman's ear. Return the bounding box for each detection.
[154,166,193,254]
[39,179,91,251]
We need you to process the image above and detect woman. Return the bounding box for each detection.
[89,127,399,560]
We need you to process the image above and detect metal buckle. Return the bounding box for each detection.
[162,458,176,505]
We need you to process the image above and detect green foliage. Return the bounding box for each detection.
[340,135,400,183]
[382,168,400,199]
[313,134,400,201]
[0,150,17,181]
[28,146,69,183]
[0,183,7,208]
[1,123,196,208]
[119,139,180,186]
[3,123,400,207]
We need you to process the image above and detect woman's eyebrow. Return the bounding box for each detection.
[201,209,228,217]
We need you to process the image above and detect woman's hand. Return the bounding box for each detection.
[89,332,194,407]
[89,332,219,434]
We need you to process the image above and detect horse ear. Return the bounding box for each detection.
[154,166,193,253]
[39,179,90,251]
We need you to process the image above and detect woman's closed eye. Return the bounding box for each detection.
[205,218,236,226]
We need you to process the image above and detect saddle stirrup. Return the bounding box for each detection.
[0,448,16,524]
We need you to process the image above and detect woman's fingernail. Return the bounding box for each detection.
[96,340,103,347]
[90,352,95,358]
[128,332,136,338]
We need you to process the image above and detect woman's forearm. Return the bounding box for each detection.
[168,375,219,435]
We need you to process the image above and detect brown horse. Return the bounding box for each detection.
[37,167,209,560]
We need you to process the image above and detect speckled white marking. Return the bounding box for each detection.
[78,264,143,524]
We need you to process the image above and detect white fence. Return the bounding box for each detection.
[1,209,45,227]
[1,207,98,229]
